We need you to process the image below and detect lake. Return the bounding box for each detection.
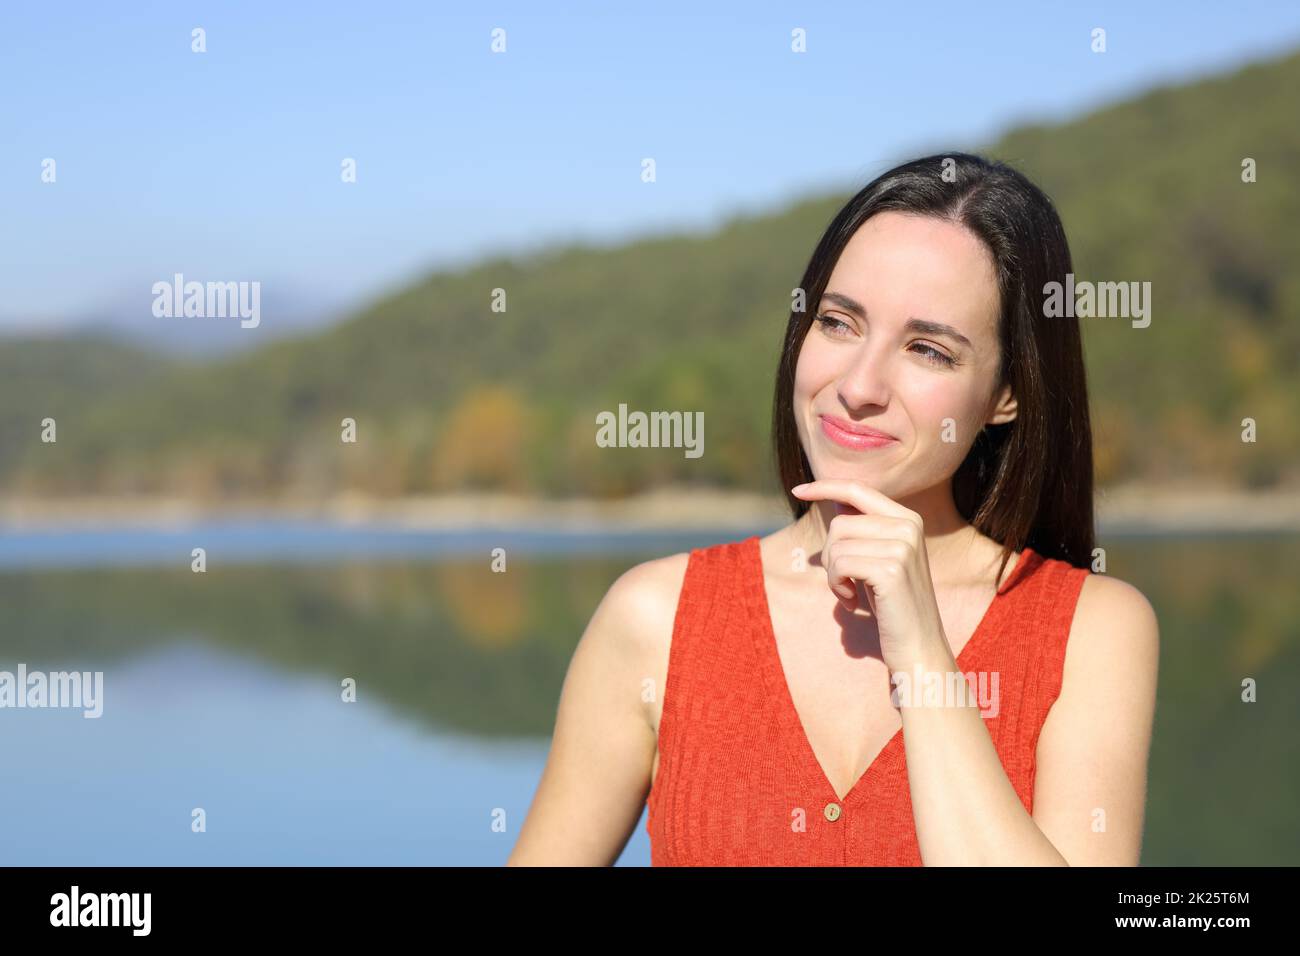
[1,523,1296,865]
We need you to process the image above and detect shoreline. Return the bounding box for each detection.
[2,483,1299,534]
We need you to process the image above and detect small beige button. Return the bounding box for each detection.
[824,802,842,822]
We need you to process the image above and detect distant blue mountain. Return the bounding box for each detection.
[0,281,346,359]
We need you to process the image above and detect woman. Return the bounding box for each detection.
[507,152,1159,866]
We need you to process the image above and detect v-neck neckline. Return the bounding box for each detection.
[744,533,1038,807]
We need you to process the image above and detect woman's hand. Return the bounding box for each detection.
[790,478,949,673]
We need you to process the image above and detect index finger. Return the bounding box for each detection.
[789,478,909,519]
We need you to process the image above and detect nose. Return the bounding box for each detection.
[835,337,892,410]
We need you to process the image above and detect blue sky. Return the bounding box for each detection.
[3,0,1299,327]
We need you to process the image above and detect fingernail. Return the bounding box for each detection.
[791,483,808,493]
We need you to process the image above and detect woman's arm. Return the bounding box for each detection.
[506,554,684,866]
[901,572,1159,865]
[1030,573,1160,865]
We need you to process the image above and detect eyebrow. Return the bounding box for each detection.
[820,291,974,350]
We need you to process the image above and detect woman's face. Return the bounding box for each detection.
[793,210,1016,500]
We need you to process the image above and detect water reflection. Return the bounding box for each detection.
[0,531,1295,864]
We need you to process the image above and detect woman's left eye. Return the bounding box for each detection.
[911,343,956,367]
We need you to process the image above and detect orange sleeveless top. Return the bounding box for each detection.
[646,533,1090,866]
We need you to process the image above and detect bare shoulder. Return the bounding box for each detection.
[590,549,692,703]
[1033,569,1160,864]
[1070,571,1160,657]
[505,549,692,865]
[1057,569,1160,717]
[600,550,691,637]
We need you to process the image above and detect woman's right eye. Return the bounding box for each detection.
[814,313,852,337]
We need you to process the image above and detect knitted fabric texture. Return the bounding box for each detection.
[646,534,1090,866]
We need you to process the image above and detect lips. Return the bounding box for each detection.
[819,414,897,450]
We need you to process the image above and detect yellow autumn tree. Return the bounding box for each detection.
[432,384,535,492]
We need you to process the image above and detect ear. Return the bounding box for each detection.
[986,382,1017,426]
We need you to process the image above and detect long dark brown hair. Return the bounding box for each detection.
[771,152,1095,573]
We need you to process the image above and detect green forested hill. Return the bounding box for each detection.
[3,49,1297,501]
[0,335,182,495]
